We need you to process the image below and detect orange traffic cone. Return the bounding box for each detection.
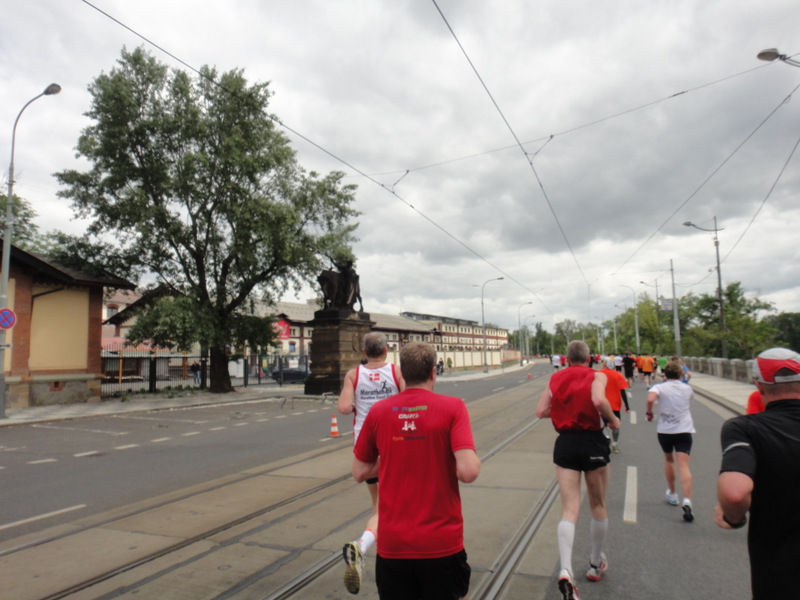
[330,414,340,437]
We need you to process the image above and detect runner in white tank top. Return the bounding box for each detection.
[352,362,401,441]
[337,332,405,594]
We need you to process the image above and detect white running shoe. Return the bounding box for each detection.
[343,541,364,594]
[665,489,679,506]
[558,569,581,600]
[586,553,608,581]
[682,498,694,522]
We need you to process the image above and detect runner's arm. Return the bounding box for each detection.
[715,471,753,529]
[337,368,357,414]
[536,387,551,418]
[455,448,481,483]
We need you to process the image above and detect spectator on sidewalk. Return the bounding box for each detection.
[715,347,800,599]
[352,342,480,600]
[537,340,619,600]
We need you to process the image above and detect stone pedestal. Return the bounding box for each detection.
[304,309,374,396]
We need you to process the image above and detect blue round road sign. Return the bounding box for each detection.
[0,308,16,330]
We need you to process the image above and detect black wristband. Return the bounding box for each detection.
[722,514,747,529]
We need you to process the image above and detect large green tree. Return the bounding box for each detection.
[56,47,358,392]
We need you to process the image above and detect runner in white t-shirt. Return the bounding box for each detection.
[646,360,696,522]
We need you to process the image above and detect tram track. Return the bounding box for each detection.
[5,376,556,600]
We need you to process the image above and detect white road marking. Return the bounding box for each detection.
[630,411,637,425]
[624,466,638,523]
[492,387,505,392]
[27,458,57,464]
[234,422,249,427]
[181,432,201,437]
[208,427,226,431]
[256,419,268,422]
[275,415,287,419]
[73,451,99,457]
[150,437,171,443]
[114,444,140,450]
[0,504,87,532]
[33,424,129,436]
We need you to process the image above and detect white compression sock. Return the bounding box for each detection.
[358,529,376,555]
[590,518,608,566]
[557,520,576,575]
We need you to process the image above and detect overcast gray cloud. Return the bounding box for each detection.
[1,0,799,334]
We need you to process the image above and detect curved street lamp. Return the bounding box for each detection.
[517,301,532,366]
[480,277,503,373]
[757,48,800,68]
[0,83,62,418]
[620,285,640,353]
[683,217,727,358]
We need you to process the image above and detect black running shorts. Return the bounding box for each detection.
[657,432,693,454]
[376,549,470,600]
[553,430,610,472]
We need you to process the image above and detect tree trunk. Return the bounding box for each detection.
[209,345,234,393]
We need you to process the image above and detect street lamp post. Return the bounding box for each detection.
[517,301,532,366]
[683,217,727,358]
[480,277,503,373]
[524,314,537,356]
[0,83,61,419]
[640,278,663,354]
[620,285,640,353]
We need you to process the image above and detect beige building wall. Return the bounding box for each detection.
[30,286,89,369]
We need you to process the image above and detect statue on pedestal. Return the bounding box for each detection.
[317,259,364,312]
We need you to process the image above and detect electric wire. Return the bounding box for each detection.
[78,0,548,307]
[431,0,589,287]
[612,80,800,275]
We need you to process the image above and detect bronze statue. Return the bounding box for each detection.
[318,260,363,312]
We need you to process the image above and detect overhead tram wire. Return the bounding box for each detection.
[611,79,800,275]
[431,0,589,288]
[719,130,800,264]
[362,65,772,183]
[79,0,546,303]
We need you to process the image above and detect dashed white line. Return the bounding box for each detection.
[150,437,171,443]
[74,451,100,457]
[624,466,638,523]
[234,422,249,427]
[275,415,287,419]
[114,444,140,450]
[27,458,57,464]
[208,427,226,431]
[0,504,87,532]
[181,432,201,437]
[630,411,638,425]
[492,387,505,392]
[256,419,268,422]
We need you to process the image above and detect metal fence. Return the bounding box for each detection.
[100,348,310,397]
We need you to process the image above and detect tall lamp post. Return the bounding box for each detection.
[640,278,663,354]
[524,314,537,356]
[683,217,727,358]
[517,301,532,366]
[480,277,504,373]
[0,83,62,419]
[620,285,640,353]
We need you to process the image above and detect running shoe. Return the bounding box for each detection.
[611,444,620,454]
[682,498,694,522]
[586,553,608,581]
[558,569,581,600]
[665,489,679,506]
[343,541,364,594]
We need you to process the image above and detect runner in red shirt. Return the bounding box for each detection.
[599,366,629,453]
[353,342,481,599]
[537,340,619,599]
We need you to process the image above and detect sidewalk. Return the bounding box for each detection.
[0,362,752,427]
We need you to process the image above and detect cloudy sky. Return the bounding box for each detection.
[2,1,799,334]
